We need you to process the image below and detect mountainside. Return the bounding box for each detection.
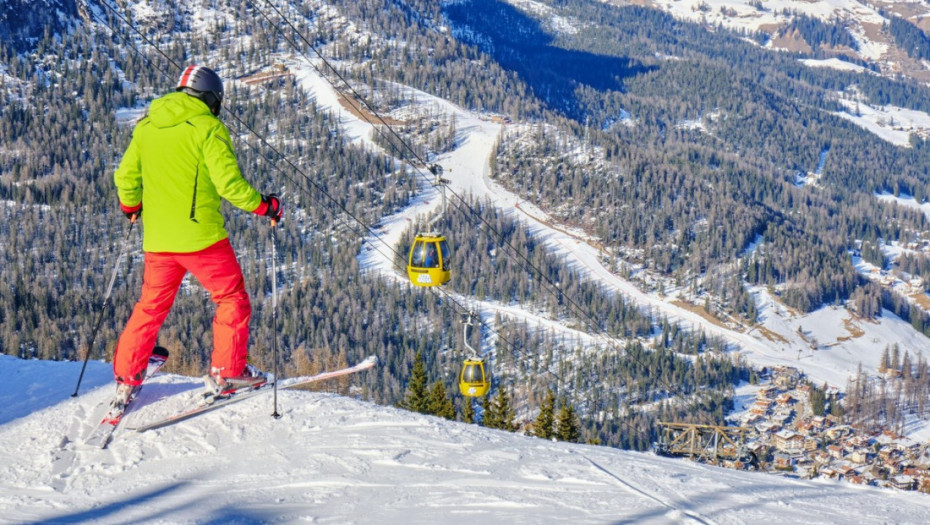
[0,0,77,51]
[634,0,930,83]
[4,355,930,524]
[3,0,930,456]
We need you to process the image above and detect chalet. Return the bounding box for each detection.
[827,444,844,460]
[773,367,801,388]
[803,438,819,452]
[809,416,830,431]
[889,475,916,491]
[773,452,794,470]
[795,419,813,433]
[862,468,881,485]
[772,410,794,426]
[756,421,778,434]
[848,474,868,486]
[838,465,856,479]
[850,449,870,465]
[903,467,930,479]
[811,450,831,464]
[880,429,902,440]
[774,430,805,452]
[825,425,853,440]
[757,386,777,399]
[882,457,903,475]
[848,435,871,448]
[878,446,901,462]
[750,398,773,416]
[775,393,794,406]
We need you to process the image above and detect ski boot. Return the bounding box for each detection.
[202,364,267,404]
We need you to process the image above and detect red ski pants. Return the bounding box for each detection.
[113,239,251,385]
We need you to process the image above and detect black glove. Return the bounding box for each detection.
[120,202,141,222]
[255,193,282,222]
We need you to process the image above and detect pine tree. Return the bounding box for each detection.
[484,388,515,431]
[534,388,556,440]
[556,400,581,443]
[463,397,475,424]
[481,394,496,428]
[878,345,890,374]
[809,381,826,416]
[398,351,430,413]
[891,344,901,375]
[427,381,455,420]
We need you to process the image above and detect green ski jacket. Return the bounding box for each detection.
[114,91,262,253]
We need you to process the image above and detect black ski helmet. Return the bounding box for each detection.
[176,65,224,115]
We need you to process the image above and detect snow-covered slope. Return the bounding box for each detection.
[3,355,930,524]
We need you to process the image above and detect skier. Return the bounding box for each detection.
[111,65,282,408]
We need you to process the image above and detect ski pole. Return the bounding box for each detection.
[270,218,281,418]
[72,216,137,397]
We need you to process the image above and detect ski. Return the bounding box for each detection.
[130,355,378,433]
[83,346,170,448]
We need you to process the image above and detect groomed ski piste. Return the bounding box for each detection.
[4,354,930,524]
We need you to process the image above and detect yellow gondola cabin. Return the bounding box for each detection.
[459,358,490,397]
[407,233,451,287]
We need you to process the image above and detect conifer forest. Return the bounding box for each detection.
[4,0,930,450]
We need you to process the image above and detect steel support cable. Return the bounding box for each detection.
[248,0,631,354]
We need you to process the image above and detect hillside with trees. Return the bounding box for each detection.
[1,0,929,450]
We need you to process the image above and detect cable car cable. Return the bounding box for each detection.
[246,0,645,354]
[245,1,675,362]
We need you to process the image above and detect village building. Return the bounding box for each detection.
[850,449,870,464]
[773,452,794,470]
[771,409,793,426]
[803,437,819,452]
[750,398,773,416]
[774,429,804,453]
[757,386,777,399]
[889,475,916,491]
[755,421,778,434]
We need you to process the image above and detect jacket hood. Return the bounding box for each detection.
[148,91,214,128]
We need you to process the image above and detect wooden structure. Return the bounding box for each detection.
[654,422,754,465]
